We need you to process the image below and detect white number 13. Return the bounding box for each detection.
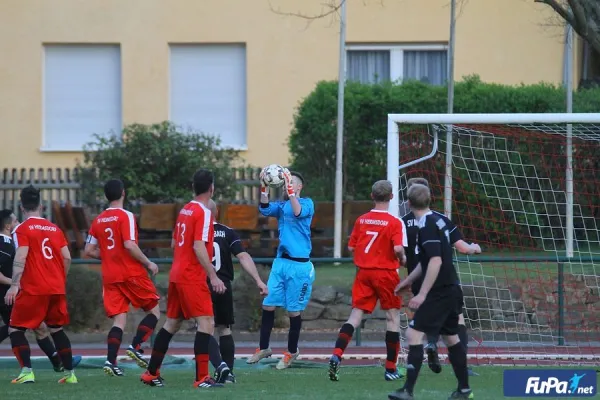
[364,231,379,253]
[176,222,186,246]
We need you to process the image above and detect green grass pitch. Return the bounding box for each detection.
[0,362,516,400]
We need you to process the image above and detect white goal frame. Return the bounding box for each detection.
[387,112,600,255]
[387,112,600,363]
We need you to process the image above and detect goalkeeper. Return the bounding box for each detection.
[246,168,315,370]
[401,178,481,376]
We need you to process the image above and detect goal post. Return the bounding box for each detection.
[387,113,600,365]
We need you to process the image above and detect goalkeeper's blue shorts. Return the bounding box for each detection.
[262,258,315,312]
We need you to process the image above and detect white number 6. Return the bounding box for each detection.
[41,238,53,260]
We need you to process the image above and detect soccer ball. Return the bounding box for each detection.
[262,164,285,188]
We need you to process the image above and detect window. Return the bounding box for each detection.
[346,45,448,85]
[169,44,247,149]
[43,45,122,151]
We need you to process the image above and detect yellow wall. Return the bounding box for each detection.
[0,0,575,170]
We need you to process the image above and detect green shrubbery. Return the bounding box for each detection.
[289,76,600,201]
[66,266,104,331]
[77,121,242,206]
[289,76,600,248]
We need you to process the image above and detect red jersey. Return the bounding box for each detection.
[348,210,407,270]
[170,201,214,284]
[12,217,69,295]
[87,208,147,284]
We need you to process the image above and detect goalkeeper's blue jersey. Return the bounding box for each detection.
[259,198,314,258]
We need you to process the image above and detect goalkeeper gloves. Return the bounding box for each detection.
[259,167,269,197]
[283,168,295,197]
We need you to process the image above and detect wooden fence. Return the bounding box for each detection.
[0,167,263,222]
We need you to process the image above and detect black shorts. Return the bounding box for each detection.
[0,302,11,325]
[414,284,465,315]
[211,280,234,327]
[411,285,462,336]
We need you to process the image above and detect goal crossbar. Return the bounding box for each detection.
[388,113,600,125]
[386,112,600,217]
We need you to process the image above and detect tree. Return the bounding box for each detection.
[535,0,600,54]
[77,121,242,206]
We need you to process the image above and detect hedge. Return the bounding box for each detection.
[289,76,600,248]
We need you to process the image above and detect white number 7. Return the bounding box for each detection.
[364,231,379,253]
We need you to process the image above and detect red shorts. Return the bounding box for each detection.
[352,268,402,313]
[166,282,213,320]
[10,292,69,329]
[103,276,160,318]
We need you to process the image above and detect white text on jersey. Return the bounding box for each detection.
[28,225,57,232]
[359,218,389,226]
[96,216,119,223]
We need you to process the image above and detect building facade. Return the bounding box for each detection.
[0,0,582,169]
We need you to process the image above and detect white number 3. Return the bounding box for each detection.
[41,238,53,260]
[364,231,379,253]
[105,228,115,250]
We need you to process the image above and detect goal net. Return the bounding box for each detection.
[387,113,600,366]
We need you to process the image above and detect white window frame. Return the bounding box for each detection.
[346,43,448,83]
[167,43,248,151]
[41,44,122,152]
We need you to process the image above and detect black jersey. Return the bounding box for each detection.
[415,211,459,290]
[402,210,462,275]
[0,234,15,298]
[212,223,245,282]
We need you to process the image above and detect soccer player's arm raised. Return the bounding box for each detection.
[193,214,226,294]
[408,220,442,310]
[230,230,268,296]
[447,221,481,255]
[258,168,280,217]
[282,168,313,218]
[121,214,159,276]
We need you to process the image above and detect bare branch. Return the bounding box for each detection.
[567,0,588,35]
[536,0,600,54]
[456,0,469,19]
[269,0,346,21]
[535,0,577,27]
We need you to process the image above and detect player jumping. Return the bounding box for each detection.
[206,199,268,383]
[401,178,481,376]
[0,209,82,373]
[4,185,77,384]
[389,184,473,400]
[84,179,161,376]
[247,168,315,369]
[328,180,407,382]
[141,169,226,389]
